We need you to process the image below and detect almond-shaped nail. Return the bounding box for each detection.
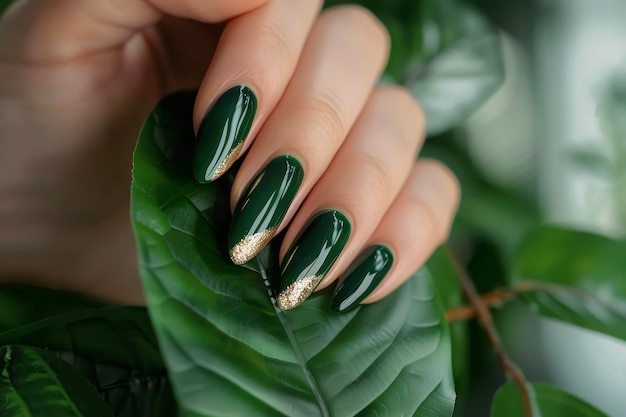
[277,210,351,310]
[331,245,393,312]
[228,155,304,265]
[193,85,257,183]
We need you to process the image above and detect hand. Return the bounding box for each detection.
[0,0,460,310]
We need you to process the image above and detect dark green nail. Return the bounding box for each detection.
[193,85,257,183]
[277,210,351,310]
[228,155,304,265]
[331,245,393,313]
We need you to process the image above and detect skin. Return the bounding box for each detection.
[0,0,460,307]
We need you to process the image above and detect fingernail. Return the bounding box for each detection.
[277,210,351,310]
[193,85,257,183]
[228,155,304,265]
[330,245,393,313]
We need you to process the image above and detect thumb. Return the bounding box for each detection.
[0,0,268,62]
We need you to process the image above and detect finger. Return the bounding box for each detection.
[0,0,268,61]
[153,17,223,92]
[191,0,322,183]
[226,6,390,265]
[332,160,460,312]
[275,86,425,310]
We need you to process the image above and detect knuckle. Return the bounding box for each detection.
[302,91,348,141]
[253,20,296,72]
[360,152,395,199]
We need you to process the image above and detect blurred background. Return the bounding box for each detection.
[442,0,626,415]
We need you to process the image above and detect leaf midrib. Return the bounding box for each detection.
[257,254,330,417]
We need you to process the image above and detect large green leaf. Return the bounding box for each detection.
[131,92,456,417]
[0,307,176,417]
[491,382,608,417]
[325,0,504,135]
[0,345,114,417]
[512,227,626,342]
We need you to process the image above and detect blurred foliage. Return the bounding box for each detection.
[570,63,626,232]
[0,285,109,333]
[1,345,114,417]
[513,227,626,343]
[0,290,176,417]
[421,133,541,261]
[325,0,504,135]
[491,383,609,417]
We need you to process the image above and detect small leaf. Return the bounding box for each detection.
[131,92,456,417]
[512,227,626,342]
[0,345,114,417]
[491,382,608,417]
[0,307,175,417]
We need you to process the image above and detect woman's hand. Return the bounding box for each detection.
[0,0,460,310]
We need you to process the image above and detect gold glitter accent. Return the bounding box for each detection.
[210,142,244,181]
[277,275,324,310]
[229,228,277,265]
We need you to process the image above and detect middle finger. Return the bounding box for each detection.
[227,5,390,265]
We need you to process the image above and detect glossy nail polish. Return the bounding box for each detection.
[228,155,304,265]
[331,245,393,312]
[193,85,257,183]
[277,210,351,310]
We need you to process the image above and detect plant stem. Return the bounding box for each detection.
[445,289,515,322]
[445,246,535,417]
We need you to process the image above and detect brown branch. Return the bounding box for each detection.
[445,246,535,417]
[446,289,516,322]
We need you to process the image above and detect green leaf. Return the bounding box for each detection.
[512,227,626,342]
[0,345,114,417]
[0,285,109,333]
[491,382,609,417]
[0,307,176,417]
[131,92,456,417]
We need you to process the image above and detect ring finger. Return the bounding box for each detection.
[276,86,426,310]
